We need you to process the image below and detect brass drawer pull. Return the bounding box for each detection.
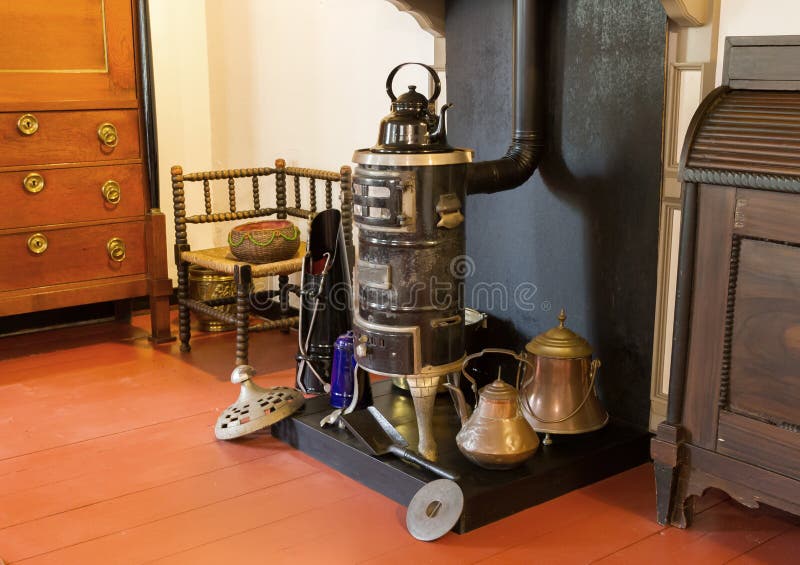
[27,233,48,254]
[17,113,39,135]
[107,237,126,262]
[23,172,45,193]
[97,122,119,148]
[102,180,121,204]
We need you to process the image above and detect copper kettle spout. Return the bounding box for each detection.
[445,362,478,425]
[444,382,471,425]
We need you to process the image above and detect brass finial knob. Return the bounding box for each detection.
[558,308,567,328]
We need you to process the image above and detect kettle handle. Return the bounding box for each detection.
[461,348,534,394]
[386,62,441,103]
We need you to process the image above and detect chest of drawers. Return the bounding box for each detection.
[0,0,172,341]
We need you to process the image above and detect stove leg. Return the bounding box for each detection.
[408,375,441,461]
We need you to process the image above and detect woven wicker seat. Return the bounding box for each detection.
[180,242,306,277]
[171,158,353,367]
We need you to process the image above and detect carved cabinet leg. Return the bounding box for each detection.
[149,292,174,344]
[669,466,695,528]
[654,461,675,525]
[652,425,695,528]
[146,209,175,343]
[654,460,694,528]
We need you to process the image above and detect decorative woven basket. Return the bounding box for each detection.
[228,220,301,263]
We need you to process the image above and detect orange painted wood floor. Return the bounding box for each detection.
[1,314,798,564]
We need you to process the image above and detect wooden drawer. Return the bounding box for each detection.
[0,164,146,229]
[734,188,800,244]
[0,221,146,292]
[0,109,140,167]
[718,411,800,481]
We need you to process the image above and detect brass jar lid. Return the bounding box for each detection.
[525,309,592,359]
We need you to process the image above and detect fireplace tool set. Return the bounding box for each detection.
[213,0,609,541]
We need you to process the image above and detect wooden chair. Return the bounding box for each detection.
[170,158,353,366]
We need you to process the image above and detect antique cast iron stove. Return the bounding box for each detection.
[353,0,546,460]
[352,63,471,460]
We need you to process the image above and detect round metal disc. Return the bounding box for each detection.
[215,384,304,440]
[406,479,464,541]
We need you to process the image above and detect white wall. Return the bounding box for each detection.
[715,0,800,85]
[149,0,216,279]
[150,0,435,282]
[205,0,434,170]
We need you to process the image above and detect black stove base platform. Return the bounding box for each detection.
[271,380,651,533]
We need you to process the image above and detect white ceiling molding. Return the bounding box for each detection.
[385,0,444,37]
[661,0,711,26]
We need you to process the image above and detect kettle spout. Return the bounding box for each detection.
[444,382,471,425]
[430,103,453,145]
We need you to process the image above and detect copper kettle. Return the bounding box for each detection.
[445,349,539,470]
[520,310,608,445]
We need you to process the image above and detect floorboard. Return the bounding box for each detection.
[1,450,317,562]
[596,501,799,564]
[22,471,367,565]
[728,527,800,564]
[0,432,286,527]
[0,411,218,496]
[0,313,797,564]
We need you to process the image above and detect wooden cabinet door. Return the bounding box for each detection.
[0,0,137,111]
[715,188,800,480]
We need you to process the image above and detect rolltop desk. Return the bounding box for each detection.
[0,0,172,341]
[652,36,800,527]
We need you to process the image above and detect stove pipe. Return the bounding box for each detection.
[466,0,546,194]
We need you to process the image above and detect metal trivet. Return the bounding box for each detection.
[215,365,305,440]
[406,479,464,541]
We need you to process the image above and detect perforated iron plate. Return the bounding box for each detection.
[215,385,305,440]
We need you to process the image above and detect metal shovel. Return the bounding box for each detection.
[341,406,459,481]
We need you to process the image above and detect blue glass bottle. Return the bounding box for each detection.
[330,331,356,409]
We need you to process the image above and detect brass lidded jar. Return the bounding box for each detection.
[520,309,608,444]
